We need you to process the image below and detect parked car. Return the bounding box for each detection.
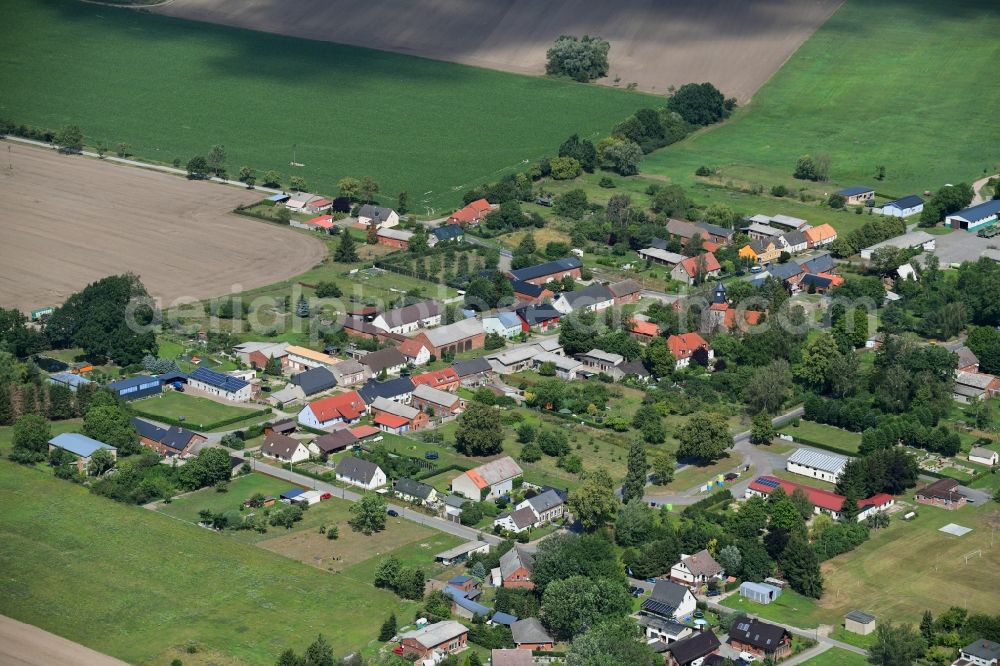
[749,265,763,274]
[387,509,399,517]
[319,492,332,501]
[425,452,439,460]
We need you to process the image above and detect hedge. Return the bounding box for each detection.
[782,434,858,457]
[415,462,469,482]
[131,406,271,432]
[681,488,733,516]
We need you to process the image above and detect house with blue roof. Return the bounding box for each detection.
[482,311,524,339]
[947,199,1000,232]
[443,586,492,620]
[108,375,162,401]
[48,432,116,473]
[187,367,252,402]
[836,186,875,206]
[491,612,518,626]
[876,195,924,218]
[47,372,93,392]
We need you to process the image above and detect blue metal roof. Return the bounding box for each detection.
[448,575,473,585]
[108,375,159,391]
[280,488,304,499]
[491,612,518,625]
[508,257,582,282]
[883,195,924,209]
[49,432,115,457]
[837,186,874,196]
[494,311,521,328]
[952,199,1000,223]
[189,367,249,393]
[443,586,491,616]
[267,192,290,202]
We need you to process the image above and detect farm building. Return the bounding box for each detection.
[728,618,791,661]
[370,396,427,433]
[532,350,582,380]
[578,349,625,376]
[442,586,491,620]
[448,198,493,226]
[953,371,1000,403]
[969,446,999,466]
[290,367,337,396]
[358,376,415,405]
[508,257,583,286]
[665,218,703,244]
[261,432,310,463]
[410,318,485,358]
[844,611,877,636]
[915,478,967,509]
[452,456,523,500]
[335,455,386,490]
[608,279,642,305]
[107,375,161,401]
[740,581,782,604]
[946,199,1000,231]
[836,186,875,205]
[297,391,366,429]
[745,476,893,522]
[233,341,289,370]
[285,345,339,372]
[313,429,357,455]
[397,621,468,661]
[131,417,205,457]
[411,383,464,416]
[696,221,736,244]
[435,540,490,565]
[743,221,785,239]
[357,204,399,229]
[491,649,533,666]
[329,359,366,387]
[510,279,553,304]
[552,283,615,314]
[860,230,936,260]
[452,357,493,386]
[48,433,116,473]
[876,195,924,218]
[187,367,252,402]
[638,247,685,267]
[372,300,442,334]
[786,448,851,483]
[499,546,535,589]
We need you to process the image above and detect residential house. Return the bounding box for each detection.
[448,198,493,226]
[452,357,493,386]
[297,391,366,429]
[743,222,786,240]
[955,346,979,373]
[778,230,809,254]
[293,214,334,232]
[552,283,615,314]
[876,195,924,218]
[285,345,338,372]
[483,311,524,339]
[915,478,967,509]
[641,579,697,622]
[285,191,325,213]
[668,333,713,369]
[803,223,838,248]
[357,204,399,229]
[662,631,721,666]
[970,446,999,467]
[798,252,836,274]
[629,320,660,343]
[953,639,1000,666]
[787,448,850,483]
[638,615,693,645]
[452,456,524,500]
[131,417,205,457]
[499,546,535,589]
[696,222,736,245]
[510,279,554,304]
[511,618,553,650]
[394,477,438,504]
[329,359,367,387]
[953,371,1000,403]
[261,432,310,463]
[442,586,491,620]
[671,252,722,285]
[372,300,442,334]
[370,396,428,433]
[358,377,415,406]
[728,618,792,661]
[516,489,565,525]
[411,318,485,358]
[47,433,116,473]
[494,506,538,534]
[739,239,780,265]
[188,367,252,402]
[290,367,337,396]
[670,549,724,588]
[508,257,583,286]
[578,349,625,375]
[431,224,464,244]
[488,346,543,375]
[335,455,386,490]
[860,230,936,260]
[516,304,561,332]
[412,383,464,417]
[837,186,875,206]
[798,272,844,294]
[108,375,162,401]
[639,247,686,267]
[947,199,1000,232]
[376,227,413,249]
[845,611,877,636]
[766,261,805,288]
[608,279,642,305]
[360,347,408,377]
[440,494,471,524]
[313,429,358,456]
[412,367,460,392]
[396,338,431,367]
[746,476,894,521]
[397,621,468,661]
[665,218,702,245]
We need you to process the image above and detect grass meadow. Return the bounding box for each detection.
[132,391,265,429]
[0,462,412,664]
[799,648,870,666]
[0,0,653,210]
[639,0,1000,199]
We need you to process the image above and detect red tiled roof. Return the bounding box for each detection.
[374,413,409,428]
[630,321,660,337]
[350,425,380,439]
[397,338,429,359]
[702,241,721,253]
[815,272,844,287]
[449,198,492,223]
[748,476,892,513]
[412,368,459,388]
[306,391,365,422]
[306,214,334,229]
[667,332,709,359]
[724,308,764,329]
[678,252,721,277]
[309,198,332,208]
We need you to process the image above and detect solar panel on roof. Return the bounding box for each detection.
[756,478,780,489]
[641,599,679,616]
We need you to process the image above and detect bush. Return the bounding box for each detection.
[695,165,713,177]
[598,177,616,188]
[771,184,789,197]
[545,35,610,82]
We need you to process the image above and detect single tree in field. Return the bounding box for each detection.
[397,191,409,214]
[263,170,283,187]
[749,412,777,445]
[454,401,503,456]
[349,492,388,534]
[361,176,380,203]
[55,125,84,153]
[337,176,361,201]
[207,144,226,176]
[621,440,648,504]
[186,155,209,179]
[676,413,733,462]
[334,232,359,263]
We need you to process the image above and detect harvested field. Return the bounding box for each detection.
[154,0,842,101]
[0,143,325,312]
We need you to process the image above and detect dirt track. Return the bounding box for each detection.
[152,0,842,101]
[0,142,326,312]
[0,615,129,666]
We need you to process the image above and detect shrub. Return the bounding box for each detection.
[598,177,616,188]
[695,165,713,177]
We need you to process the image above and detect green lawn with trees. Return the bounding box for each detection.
[0,461,408,664]
[0,0,652,210]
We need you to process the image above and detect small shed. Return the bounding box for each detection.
[844,610,876,635]
[280,488,305,501]
[740,581,783,604]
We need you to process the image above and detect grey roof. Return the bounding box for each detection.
[49,432,115,457]
[330,359,366,381]
[766,261,804,281]
[469,456,524,485]
[970,445,998,459]
[770,214,809,230]
[608,279,641,298]
[189,367,248,393]
[395,477,435,500]
[261,432,304,459]
[436,539,488,558]
[648,579,690,611]
[370,396,420,420]
[581,349,624,365]
[358,377,415,404]
[499,546,534,579]
[955,346,979,369]
[788,448,850,475]
[526,489,564,514]
[664,631,721,664]
[800,273,834,289]
[780,230,808,247]
[962,639,1000,661]
[730,618,789,651]
[845,610,876,625]
[501,506,538,530]
[677,549,723,577]
[314,429,357,453]
[696,221,735,239]
[378,300,441,328]
[398,620,468,649]
[797,252,835,273]
[130,417,199,452]
[290,366,337,395]
[420,318,484,347]
[511,618,552,645]
[744,222,785,237]
[360,347,407,373]
[517,304,561,325]
[443,494,469,509]
[862,230,935,253]
[956,371,997,390]
[431,224,464,241]
[510,279,547,298]
[335,455,381,484]
[666,218,701,239]
[412,383,460,408]
[508,257,582,282]
[837,186,874,196]
[639,247,686,264]
[883,195,924,209]
[358,204,396,223]
[621,359,651,378]
[452,357,492,377]
[491,649,532,666]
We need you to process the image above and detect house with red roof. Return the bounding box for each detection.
[448,198,493,226]
[412,368,460,392]
[671,252,722,286]
[745,476,894,522]
[702,283,765,333]
[293,214,334,231]
[370,397,428,433]
[667,333,713,369]
[296,391,366,430]
[396,338,431,367]
[629,320,660,344]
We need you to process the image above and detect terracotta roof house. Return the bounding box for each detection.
[667,332,713,369]
[411,367,460,392]
[370,397,427,433]
[448,198,493,226]
[261,432,310,463]
[671,252,722,285]
[452,456,523,500]
[804,223,838,247]
[630,320,660,343]
[396,338,431,366]
[511,618,553,650]
[297,391,366,429]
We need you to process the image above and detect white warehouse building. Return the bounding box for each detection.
[786,448,851,484]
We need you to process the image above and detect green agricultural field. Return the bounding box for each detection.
[132,391,264,429]
[640,0,1000,200]
[0,0,653,210]
[0,462,412,664]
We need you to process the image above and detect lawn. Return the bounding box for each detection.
[132,391,265,430]
[781,420,862,455]
[721,588,827,629]
[0,0,653,210]
[799,648,869,666]
[0,418,81,457]
[638,0,999,204]
[0,461,410,665]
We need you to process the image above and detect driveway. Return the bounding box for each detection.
[923,227,996,266]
